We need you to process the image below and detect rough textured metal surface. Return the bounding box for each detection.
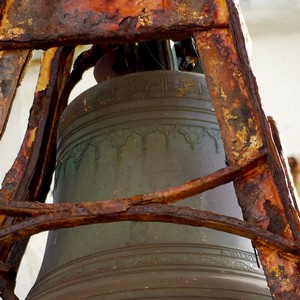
[0,0,228,49]
[0,47,74,298]
[0,50,31,138]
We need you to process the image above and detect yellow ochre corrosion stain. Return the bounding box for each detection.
[0,0,25,37]
[265,252,298,292]
[0,0,15,29]
[214,0,229,25]
[177,82,197,96]
[36,48,58,93]
[24,127,37,158]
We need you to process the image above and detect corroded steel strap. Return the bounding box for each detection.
[0,47,74,296]
[0,153,266,218]
[0,0,228,49]
[193,1,300,297]
[0,204,299,254]
[194,27,295,235]
[194,25,300,236]
[0,48,74,206]
[0,50,32,138]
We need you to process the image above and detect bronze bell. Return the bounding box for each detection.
[28,45,271,299]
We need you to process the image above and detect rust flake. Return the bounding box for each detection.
[35,48,57,93]
[264,199,288,236]
[236,164,293,240]
[24,127,37,156]
[261,251,300,296]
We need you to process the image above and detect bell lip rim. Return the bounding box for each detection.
[32,243,266,292]
[29,273,271,300]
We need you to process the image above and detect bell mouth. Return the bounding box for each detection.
[29,244,269,300]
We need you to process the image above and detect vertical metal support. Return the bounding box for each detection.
[194,7,300,297]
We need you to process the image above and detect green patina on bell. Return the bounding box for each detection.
[28,70,271,299]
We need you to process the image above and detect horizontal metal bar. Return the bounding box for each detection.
[0,0,228,50]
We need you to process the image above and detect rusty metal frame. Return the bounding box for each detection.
[1,0,300,298]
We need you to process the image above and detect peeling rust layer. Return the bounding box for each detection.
[0,47,74,220]
[194,28,293,233]
[0,0,228,50]
[0,49,31,138]
[0,47,74,295]
[258,248,300,299]
[195,28,264,165]
[0,48,73,205]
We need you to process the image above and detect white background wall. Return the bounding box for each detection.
[241,0,300,155]
[0,1,299,299]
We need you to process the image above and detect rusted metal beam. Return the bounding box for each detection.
[0,47,74,297]
[0,43,117,298]
[0,50,31,138]
[0,48,74,206]
[0,0,228,50]
[1,204,299,255]
[194,1,300,298]
[0,152,266,217]
[0,153,267,244]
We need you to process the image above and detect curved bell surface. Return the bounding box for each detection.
[28,71,271,299]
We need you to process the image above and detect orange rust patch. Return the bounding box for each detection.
[24,127,37,157]
[61,0,172,16]
[36,48,58,93]
[213,0,229,24]
[0,0,15,29]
